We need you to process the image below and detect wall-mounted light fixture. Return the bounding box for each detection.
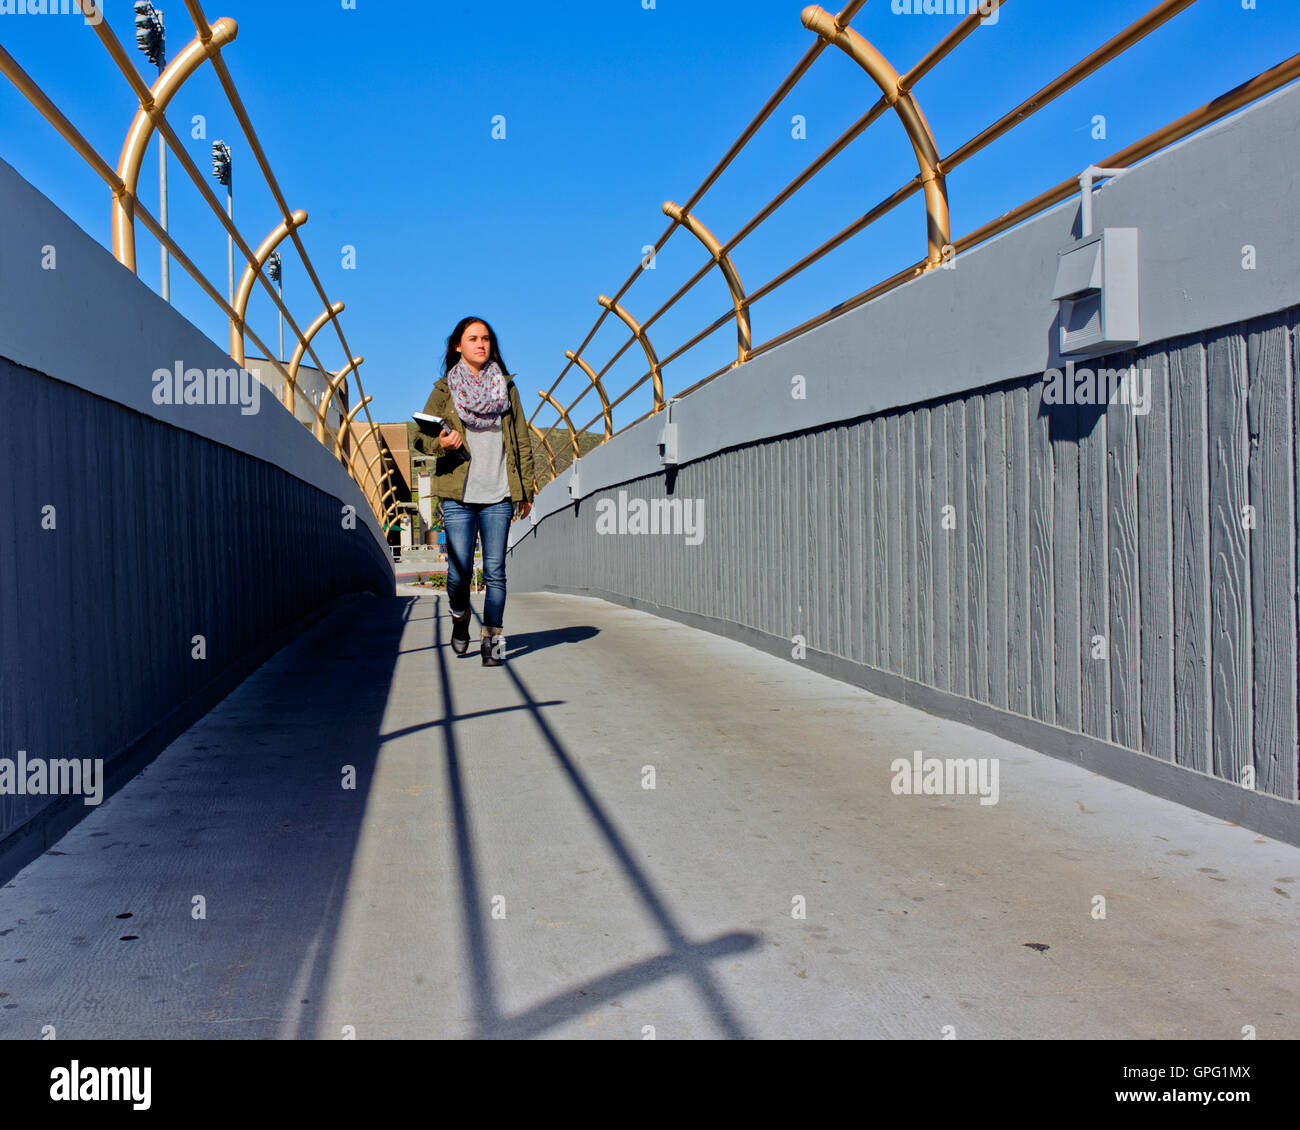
[1052,166,1139,357]
[657,398,680,465]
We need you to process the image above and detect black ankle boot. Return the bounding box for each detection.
[481,627,503,667]
[450,612,471,655]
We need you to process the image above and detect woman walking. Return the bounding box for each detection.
[414,316,535,665]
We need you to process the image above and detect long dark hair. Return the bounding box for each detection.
[441,315,509,377]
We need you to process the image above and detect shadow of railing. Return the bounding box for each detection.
[433,597,759,1040]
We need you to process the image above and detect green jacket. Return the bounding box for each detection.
[412,375,535,507]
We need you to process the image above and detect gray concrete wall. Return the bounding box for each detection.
[508,83,1300,842]
[0,160,394,874]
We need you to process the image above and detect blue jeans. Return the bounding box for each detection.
[441,497,513,628]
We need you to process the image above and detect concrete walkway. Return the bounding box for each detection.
[1,590,1297,1039]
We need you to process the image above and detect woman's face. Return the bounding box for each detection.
[456,322,491,370]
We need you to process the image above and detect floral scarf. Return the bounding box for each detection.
[447,358,510,429]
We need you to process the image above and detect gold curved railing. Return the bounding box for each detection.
[528,0,1300,492]
[0,0,399,529]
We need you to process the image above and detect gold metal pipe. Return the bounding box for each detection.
[897,0,1010,94]
[680,5,844,225]
[570,291,735,435]
[317,356,364,442]
[574,369,660,439]
[612,406,655,441]
[137,108,337,383]
[543,347,646,451]
[376,488,399,528]
[231,211,308,364]
[544,93,874,443]
[44,0,1274,553]
[379,487,398,518]
[564,351,613,440]
[573,297,737,441]
[0,45,125,193]
[529,1,853,428]
[592,297,753,427]
[528,3,893,436]
[536,0,978,443]
[729,1,1223,342]
[661,203,752,364]
[183,0,377,455]
[939,0,1198,174]
[348,426,386,495]
[281,301,344,414]
[538,391,581,459]
[334,396,374,460]
[290,303,344,389]
[539,152,801,441]
[121,192,331,437]
[190,25,358,390]
[529,424,558,477]
[572,301,734,439]
[354,423,387,484]
[597,296,666,412]
[356,447,388,497]
[365,470,391,516]
[952,49,1300,257]
[182,0,216,40]
[835,0,871,19]
[647,256,926,416]
[360,468,385,514]
[722,97,890,262]
[801,5,950,269]
[731,51,1300,380]
[111,17,238,271]
[756,257,926,366]
[535,325,647,445]
[749,177,925,307]
[93,6,340,393]
[80,3,155,107]
[360,469,385,516]
[356,461,386,512]
[6,4,380,511]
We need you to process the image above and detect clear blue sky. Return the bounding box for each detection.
[1,0,1296,432]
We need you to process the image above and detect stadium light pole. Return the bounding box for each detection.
[210,140,233,305]
[267,250,283,362]
[133,1,169,302]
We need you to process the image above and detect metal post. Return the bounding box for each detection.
[159,123,169,301]
[267,250,283,362]
[133,1,169,301]
[226,175,233,306]
[211,140,233,306]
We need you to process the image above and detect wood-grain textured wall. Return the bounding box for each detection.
[0,361,395,843]
[511,309,1300,804]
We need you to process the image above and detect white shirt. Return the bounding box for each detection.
[461,417,510,504]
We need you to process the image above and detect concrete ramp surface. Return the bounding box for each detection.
[0,591,1296,1039]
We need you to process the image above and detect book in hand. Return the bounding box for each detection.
[413,412,452,435]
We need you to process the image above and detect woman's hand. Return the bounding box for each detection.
[439,428,462,450]
[516,500,533,520]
